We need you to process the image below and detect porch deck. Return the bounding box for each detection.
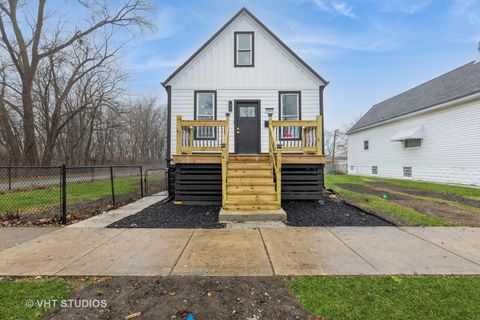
[172,114,325,210]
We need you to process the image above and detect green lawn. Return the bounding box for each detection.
[325,175,480,226]
[290,276,480,320]
[0,278,72,320]
[0,177,139,214]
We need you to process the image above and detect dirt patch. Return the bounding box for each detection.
[369,182,480,208]
[108,202,224,229]
[44,276,320,320]
[338,183,480,226]
[284,200,392,226]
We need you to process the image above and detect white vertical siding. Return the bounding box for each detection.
[171,88,319,155]
[347,99,480,186]
[168,11,323,156]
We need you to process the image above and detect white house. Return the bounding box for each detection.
[162,8,327,210]
[347,60,480,186]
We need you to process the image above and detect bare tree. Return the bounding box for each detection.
[0,0,152,164]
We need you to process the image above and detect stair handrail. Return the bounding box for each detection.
[221,113,230,208]
[268,114,282,207]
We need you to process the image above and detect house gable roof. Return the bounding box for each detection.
[349,61,480,133]
[162,7,328,87]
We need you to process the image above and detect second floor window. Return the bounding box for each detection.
[364,140,369,150]
[235,32,254,67]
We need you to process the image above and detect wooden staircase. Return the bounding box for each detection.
[224,155,280,211]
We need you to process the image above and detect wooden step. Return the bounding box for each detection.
[228,162,272,170]
[229,155,270,162]
[227,185,276,195]
[225,199,277,205]
[228,169,273,178]
[227,177,274,186]
[227,194,277,201]
[223,204,281,211]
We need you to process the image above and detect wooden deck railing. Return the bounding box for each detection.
[268,115,282,207]
[270,115,323,155]
[176,114,230,207]
[176,115,229,154]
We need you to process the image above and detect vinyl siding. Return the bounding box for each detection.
[347,98,480,186]
[171,88,319,154]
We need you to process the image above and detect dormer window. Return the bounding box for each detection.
[234,32,254,67]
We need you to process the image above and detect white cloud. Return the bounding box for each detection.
[379,0,432,14]
[299,0,356,18]
[451,0,480,24]
[331,1,356,18]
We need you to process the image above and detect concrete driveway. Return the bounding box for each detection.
[0,226,479,276]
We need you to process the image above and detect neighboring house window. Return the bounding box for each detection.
[350,166,354,171]
[363,140,369,150]
[404,139,422,148]
[372,166,378,175]
[279,91,301,140]
[194,91,216,139]
[234,31,254,67]
[403,167,412,177]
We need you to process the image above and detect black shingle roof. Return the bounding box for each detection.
[349,61,480,132]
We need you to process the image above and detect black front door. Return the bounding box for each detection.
[234,101,260,154]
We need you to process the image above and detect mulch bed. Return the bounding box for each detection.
[108,202,224,229]
[284,200,392,226]
[44,276,319,320]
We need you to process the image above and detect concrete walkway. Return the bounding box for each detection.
[1,226,479,276]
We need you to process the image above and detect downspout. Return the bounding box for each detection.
[319,85,326,192]
[162,82,173,198]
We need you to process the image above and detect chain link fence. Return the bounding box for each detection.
[0,165,165,226]
[144,168,168,196]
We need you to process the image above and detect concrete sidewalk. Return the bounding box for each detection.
[0,226,479,276]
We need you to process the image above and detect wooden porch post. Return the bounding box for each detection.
[316,115,322,156]
[176,115,182,155]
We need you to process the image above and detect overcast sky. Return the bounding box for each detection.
[124,0,480,130]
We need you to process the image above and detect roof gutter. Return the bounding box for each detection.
[347,91,480,135]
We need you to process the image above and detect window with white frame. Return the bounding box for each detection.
[235,32,254,67]
[404,139,422,148]
[363,140,369,150]
[195,91,216,139]
[279,92,301,139]
[372,166,378,175]
[403,166,412,177]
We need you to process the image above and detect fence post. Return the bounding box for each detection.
[61,164,67,225]
[140,166,144,198]
[7,166,12,191]
[110,166,116,207]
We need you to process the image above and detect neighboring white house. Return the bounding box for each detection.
[347,60,480,186]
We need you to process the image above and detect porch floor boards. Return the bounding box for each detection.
[172,153,326,165]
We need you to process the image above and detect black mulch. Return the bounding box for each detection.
[284,200,393,226]
[107,201,224,229]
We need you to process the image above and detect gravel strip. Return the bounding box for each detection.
[284,200,393,226]
[107,201,224,229]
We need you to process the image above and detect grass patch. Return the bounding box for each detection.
[0,177,139,214]
[325,175,453,226]
[0,278,72,320]
[290,276,480,320]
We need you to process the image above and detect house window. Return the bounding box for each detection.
[364,140,369,150]
[372,166,378,175]
[194,91,216,139]
[404,139,422,148]
[279,92,301,139]
[403,167,412,177]
[234,32,254,67]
